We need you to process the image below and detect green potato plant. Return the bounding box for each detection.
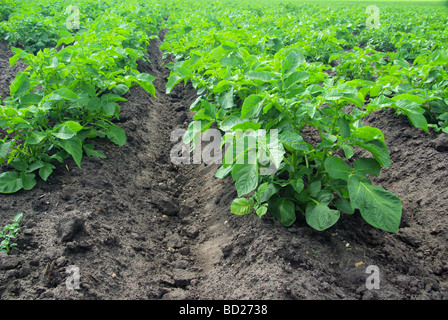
[0,212,23,254]
[161,2,435,233]
[223,50,402,233]
[0,4,158,194]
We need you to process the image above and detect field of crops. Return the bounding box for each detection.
[1,0,448,301]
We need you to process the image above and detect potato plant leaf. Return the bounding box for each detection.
[106,124,127,146]
[324,156,350,181]
[268,197,296,226]
[231,163,259,197]
[231,198,251,215]
[348,175,402,233]
[56,138,83,168]
[0,171,23,194]
[305,203,340,231]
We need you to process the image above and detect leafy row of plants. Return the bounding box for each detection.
[0,0,15,23]
[162,0,447,131]
[0,0,446,234]
[162,0,448,233]
[0,0,165,193]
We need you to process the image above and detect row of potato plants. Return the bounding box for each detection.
[0,0,164,193]
[161,1,447,232]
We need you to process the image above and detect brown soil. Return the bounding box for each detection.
[1,31,448,301]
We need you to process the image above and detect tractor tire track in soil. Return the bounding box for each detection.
[1,31,448,300]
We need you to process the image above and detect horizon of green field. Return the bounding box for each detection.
[210,0,448,7]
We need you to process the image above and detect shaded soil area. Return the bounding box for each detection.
[1,31,448,300]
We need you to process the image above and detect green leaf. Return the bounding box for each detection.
[106,124,126,146]
[324,156,350,181]
[370,84,382,97]
[305,203,340,231]
[282,50,303,75]
[52,124,76,140]
[189,96,203,111]
[370,95,394,108]
[57,138,83,168]
[219,115,244,131]
[256,205,268,218]
[257,182,279,203]
[183,121,199,145]
[323,88,342,101]
[231,198,251,215]
[213,80,231,94]
[354,139,391,167]
[291,178,304,194]
[20,172,36,191]
[257,136,285,170]
[231,121,261,131]
[39,164,55,181]
[112,84,129,96]
[20,94,42,105]
[10,159,28,171]
[394,99,428,132]
[317,189,334,205]
[87,97,101,111]
[354,158,381,176]
[215,164,233,179]
[268,197,296,226]
[221,55,243,67]
[202,100,217,119]
[63,121,83,133]
[0,171,23,194]
[48,56,60,69]
[338,116,351,139]
[218,89,234,109]
[0,141,11,158]
[49,88,79,101]
[335,198,355,215]
[340,144,354,160]
[9,47,29,67]
[352,126,384,141]
[392,94,426,104]
[246,71,279,82]
[308,180,321,198]
[348,175,402,233]
[83,144,107,159]
[29,162,46,174]
[166,74,183,94]
[431,50,448,65]
[279,131,310,151]
[12,212,23,223]
[10,72,30,97]
[26,131,47,145]
[241,94,264,118]
[139,80,156,97]
[394,59,410,68]
[231,163,259,197]
[183,120,212,147]
[56,35,75,47]
[284,71,309,88]
[102,101,119,116]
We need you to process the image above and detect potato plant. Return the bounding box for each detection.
[0,3,158,193]
[0,212,23,254]
[162,1,448,232]
[171,45,403,232]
